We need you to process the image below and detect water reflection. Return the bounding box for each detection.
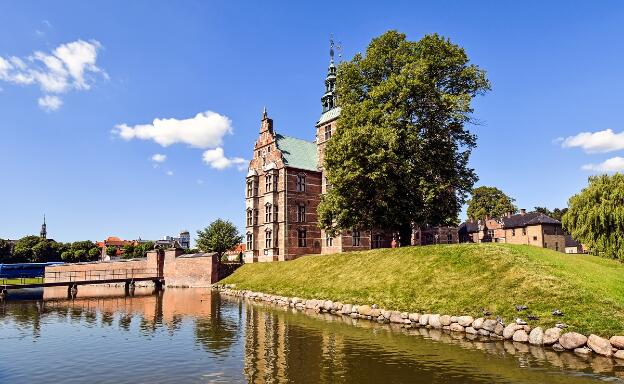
[0,288,623,383]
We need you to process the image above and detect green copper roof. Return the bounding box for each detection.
[317,107,341,126]
[275,134,318,171]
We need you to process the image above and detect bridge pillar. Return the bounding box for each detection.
[67,284,78,298]
[153,279,163,292]
[124,281,136,296]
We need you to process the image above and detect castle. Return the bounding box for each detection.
[243,42,398,262]
[243,43,566,263]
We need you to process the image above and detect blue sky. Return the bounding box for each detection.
[1,1,623,243]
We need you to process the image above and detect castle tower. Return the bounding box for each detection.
[40,215,47,240]
[316,37,342,190]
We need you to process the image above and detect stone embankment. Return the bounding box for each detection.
[216,285,624,360]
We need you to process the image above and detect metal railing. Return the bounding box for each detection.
[44,268,159,284]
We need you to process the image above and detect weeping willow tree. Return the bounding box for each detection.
[563,174,624,259]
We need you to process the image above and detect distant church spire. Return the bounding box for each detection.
[40,214,47,240]
[321,35,338,113]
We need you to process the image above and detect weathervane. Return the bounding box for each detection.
[330,34,335,62]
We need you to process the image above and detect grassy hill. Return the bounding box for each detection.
[222,243,624,336]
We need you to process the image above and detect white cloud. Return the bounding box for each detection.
[202,147,247,170]
[38,95,63,111]
[561,129,624,153]
[166,170,174,176]
[114,111,232,149]
[151,153,167,163]
[581,157,624,172]
[0,39,105,110]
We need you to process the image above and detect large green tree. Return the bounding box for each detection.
[196,219,242,260]
[466,186,516,221]
[563,174,624,259]
[318,31,490,233]
[0,239,12,263]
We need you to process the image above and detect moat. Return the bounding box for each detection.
[0,287,622,383]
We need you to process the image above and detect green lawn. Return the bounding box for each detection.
[0,278,44,285]
[222,243,624,336]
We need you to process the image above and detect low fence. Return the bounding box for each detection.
[44,267,159,284]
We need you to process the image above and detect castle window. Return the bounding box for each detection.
[297,205,306,222]
[487,229,494,238]
[326,234,333,247]
[265,230,272,248]
[265,174,272,192]
[447,234,453,243]
[324,125,332,141]
[298,229,307,247]
[246,209,253,226]
[352,230,361,246]
[522,228,527,236]
[246,233,253,250]
[253,209,259,225]
[512,228,516,236]
[296,174,306,192]
[265,203,272,223]
[373,234,383,248]
[274,204,278,221]
[246,180,253,197]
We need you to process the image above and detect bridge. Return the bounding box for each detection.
[0,248,241,300]
[0,267,163,299]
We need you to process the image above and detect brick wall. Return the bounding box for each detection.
[45,249,222,287]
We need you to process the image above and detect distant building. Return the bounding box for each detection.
[458,209,566,252]
[96,236,138,260]
[160,230,191,250]
[564,234,586,254]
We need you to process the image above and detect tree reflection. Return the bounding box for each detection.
[194,293,238,355]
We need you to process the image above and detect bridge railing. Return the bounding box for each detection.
[44,268,159,284]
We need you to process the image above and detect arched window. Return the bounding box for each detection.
[246,232,253,250]
[265,203,272,223]
[265,229,272,248]
[246,209,253,226]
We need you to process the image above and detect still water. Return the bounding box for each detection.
[1,287,623,383]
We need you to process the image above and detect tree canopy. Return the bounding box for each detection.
[196,219,242,258]
[318,31,490,233]
[563,174,624,259]
[534,206,568,223]
[466,186,516,220]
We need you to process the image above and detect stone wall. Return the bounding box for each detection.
[218,286,624,361]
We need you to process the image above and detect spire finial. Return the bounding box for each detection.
[330,34,335,64]
[262,106,267,119]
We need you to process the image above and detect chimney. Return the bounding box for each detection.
[520,208,526,215]
[506,211,512,218]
